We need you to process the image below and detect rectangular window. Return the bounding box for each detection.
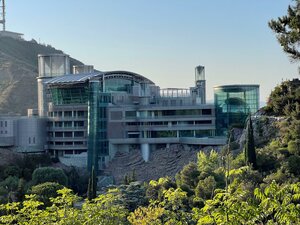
[195,120,212,124]
[202,109,212,115]
[64,132,72,137]
[4,121,7,127]
[77,111,85,117]
[125,111,136,118]
[64,111,72,117]
[74,131,84,137]
[55,132,63,137]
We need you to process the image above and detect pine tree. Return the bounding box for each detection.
[269,0,300,61]
[244,116,257,169]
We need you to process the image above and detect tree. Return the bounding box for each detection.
[32,167,68,186]
[269,0,300,61]
[87,166,97,200]
[176,162,200,192]
[244,116,257,169]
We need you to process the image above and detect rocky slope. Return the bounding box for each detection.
[0,36,83,115]
[105,145,222,184]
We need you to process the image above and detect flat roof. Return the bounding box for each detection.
[213,84,259,88]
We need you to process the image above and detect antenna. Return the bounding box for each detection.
[0,0,5,31]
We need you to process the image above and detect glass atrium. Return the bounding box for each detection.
[214,85,259,135]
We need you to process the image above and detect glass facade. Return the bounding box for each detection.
[214,85,259,135]
[87,81,111,173]
[104,78,134,92]
[50,86,88,105]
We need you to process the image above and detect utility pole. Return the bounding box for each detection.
[0,0,5,31]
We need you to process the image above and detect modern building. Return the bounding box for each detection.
[214,85,259,136]
[0,53,260,175]
[37,54,227,173]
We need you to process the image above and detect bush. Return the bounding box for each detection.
[32,167,68,186]
[3,166,21,178]
[287,155,300,175]
[0,176,19,192]
[29,182,64,207]
[288,139,300,155]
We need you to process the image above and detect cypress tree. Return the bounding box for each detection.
[244,116,257,169]
[87,166,97,200]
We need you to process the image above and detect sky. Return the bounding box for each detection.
[5,0,299,103]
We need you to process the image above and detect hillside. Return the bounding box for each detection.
[0,36,83,115]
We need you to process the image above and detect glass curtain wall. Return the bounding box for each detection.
[87,80,111,174]
[214,85,259,135]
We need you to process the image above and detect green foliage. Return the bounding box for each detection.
[288,139,300,155]
[146,177,176,201]
[197,150,219,174]
[269,0,300,61]
[3,166,21,178]
[118,182,147,212]
[87,166,97,200]
[176,162,199,192]
[123,170,137,185]
[29,182,64,207]
[244,116,257,169]
[287,155,300,175]
[0,176,18,193]
[265,79,300,117]
[65,166,88,195]
[195,176,216,200]
[32,167,68,186]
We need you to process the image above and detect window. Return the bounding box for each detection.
[74,121,84,127]
[55,132,63,137]
[28,137,31,144]
[77,111,85,117]
[64,132,72,137]
[74,131,84,137]
[64,111,72,117]
[202,109,212,115]
[4,121,7,127]
[64,121,72,127]
[125,111,136,118]
[55,122,63,127]
[33,137,35,144]
[195,120,212,124]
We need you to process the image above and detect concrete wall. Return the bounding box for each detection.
[16,117,47,153]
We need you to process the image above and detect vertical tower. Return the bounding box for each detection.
[195,65,206,104]
[37,54,70,116]
[0,0,5,31]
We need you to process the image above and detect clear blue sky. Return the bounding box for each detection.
[6,0,299,102]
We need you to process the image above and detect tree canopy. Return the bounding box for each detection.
[269,0,300,61]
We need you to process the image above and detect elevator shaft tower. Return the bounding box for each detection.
[0,0,5,31]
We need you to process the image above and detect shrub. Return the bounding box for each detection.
[287,155,300,175]
[29,182,63,207]
[3,166,21,178]
[287,139,300,155]
[32,167,68,186]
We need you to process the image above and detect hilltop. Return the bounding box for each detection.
[0,36,83,115]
